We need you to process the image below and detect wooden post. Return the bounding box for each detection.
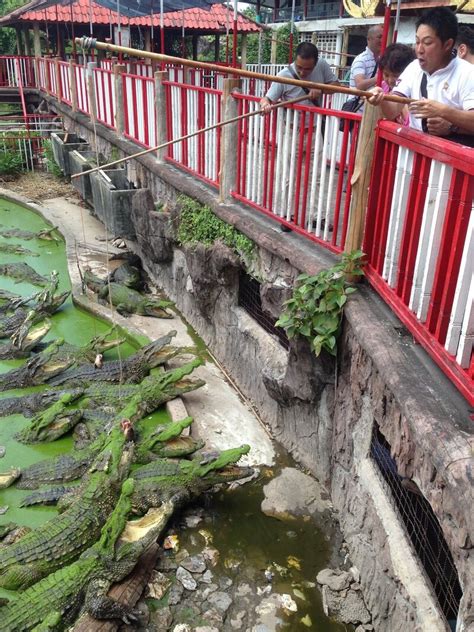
[69,60,78,111]
[344,104,381,258]
[214,34,220,62]
[54,56,61,99]
[33,22,42,57]
[23,27,32,56]
[113,63,126,136]
[270,31,278,64]
[15,28,22,56]
[219,78,241,203]
[240,34,248,69]
[154,70,168,162]
[87,61,98,124]
[144,28,152,53]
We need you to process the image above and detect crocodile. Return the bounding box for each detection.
[0,291,69,339]
[0,329,124,392]
[15,358,204,448]
[15,392,84,444]
[130,445,253,514]
[47,330,186,387]
[108,255,146,291]
[0,262,48,286]
[0,388,83,418]
[12,414,201,491]
[0,424,133,590]
[0,242,38,257]
[0,225,60,241]
[19,486,75,507]
[0,319,51,360]
[84,267,173,318]
[0,480,176,631]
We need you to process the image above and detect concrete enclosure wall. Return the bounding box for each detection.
[44,96,473,632]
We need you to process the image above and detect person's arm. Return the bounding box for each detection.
[367,87,406,120]
[354,73,377,91]
[410,100,474,134]
[260,78,284,113]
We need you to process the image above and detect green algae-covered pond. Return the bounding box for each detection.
[0,196,348,631]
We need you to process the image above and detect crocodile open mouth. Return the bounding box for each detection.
[120,501,173,543]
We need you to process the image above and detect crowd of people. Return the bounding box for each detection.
[259,7,474,146]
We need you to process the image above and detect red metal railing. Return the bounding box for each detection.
[364,121,474,405]
[232,93,361,253]
[72,63,89,115]
[163,80,222,187]
[122,73,156,148]
[58,61,72,105]
[94,67,116,129]
[0,56,35,88]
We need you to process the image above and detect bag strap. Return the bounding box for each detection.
[348,62,378,111]
[420,73,428,132]
[288,64,310,95]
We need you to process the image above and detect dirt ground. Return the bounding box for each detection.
[0,172,81,203]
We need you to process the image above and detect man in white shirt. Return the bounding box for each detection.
[368,7,474,141]
[350,25,383,91]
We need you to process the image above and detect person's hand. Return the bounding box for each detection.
[366,86,385,106]
[308,88,321,102]
[260,98,272,115]
[426,116,452,137]
[409,98,446,119]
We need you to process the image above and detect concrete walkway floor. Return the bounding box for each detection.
[4,189,275,469]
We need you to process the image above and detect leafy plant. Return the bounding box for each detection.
[0,150,24,176]
[177,195,254,263]
[276,251,365,356]
[43,139,63,177]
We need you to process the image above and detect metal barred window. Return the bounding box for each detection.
[370,424,462,630]
[238,270,289,350]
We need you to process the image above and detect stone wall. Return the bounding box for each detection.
[44,99,473,632]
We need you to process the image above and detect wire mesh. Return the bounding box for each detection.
[370,424,462,629]
[238,270,289,350]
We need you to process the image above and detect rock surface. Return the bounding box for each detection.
[261,467,332,519]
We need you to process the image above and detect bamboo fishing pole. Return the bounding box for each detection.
[75,36,412,105]
[71,94,310,180]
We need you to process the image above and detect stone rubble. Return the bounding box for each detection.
[317,565,372,627]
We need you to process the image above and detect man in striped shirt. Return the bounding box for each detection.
[349,25,383,91]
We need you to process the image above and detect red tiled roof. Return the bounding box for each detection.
[20,0,118,24]
[18,0,260,32]
[130,4,261,32]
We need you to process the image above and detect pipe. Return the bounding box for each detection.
[76,36,412,104]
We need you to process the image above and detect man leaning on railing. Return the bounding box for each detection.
[367,7,474,147]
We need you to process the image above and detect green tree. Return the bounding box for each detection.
[0,0,26,54]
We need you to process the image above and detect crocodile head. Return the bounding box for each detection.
[142,298,174,319]
[10,318,51,351]
[140,330,178,367]
[89,327,126,355]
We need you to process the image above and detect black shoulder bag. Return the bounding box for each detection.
[339,63,378,132]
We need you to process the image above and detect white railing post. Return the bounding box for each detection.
[219,78,241,203]
[113,63,126,136]
[155,70,169,163]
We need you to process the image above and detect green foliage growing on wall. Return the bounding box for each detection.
[177,195,254,263]
[276,251,364,356]
[43,139,63,177]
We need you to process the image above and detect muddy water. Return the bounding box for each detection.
[0,197,346,631]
